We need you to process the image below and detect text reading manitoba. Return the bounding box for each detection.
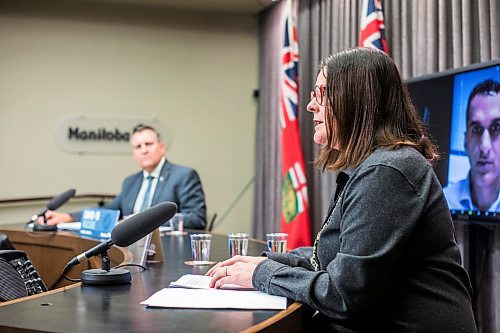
[68,127,130,141]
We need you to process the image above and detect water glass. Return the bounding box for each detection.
[227,233,249,257]
[190,234,212,265]
[169,213,184,235]
[266,233,288,253]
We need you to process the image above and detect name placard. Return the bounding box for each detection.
[80,208,120,240]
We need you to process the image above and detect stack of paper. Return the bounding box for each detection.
[57,222,81,231]
[169,274,254,290]
[141,274,287,310]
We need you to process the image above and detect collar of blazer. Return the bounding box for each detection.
[150,159,172,204]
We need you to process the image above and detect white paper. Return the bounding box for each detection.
[141,287,287,310]
[170,274,254,290]
[57,222,81,231]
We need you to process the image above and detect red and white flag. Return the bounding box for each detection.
[279,0,311,249]
[359,0,389,53]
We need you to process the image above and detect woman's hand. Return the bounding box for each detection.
[206,255,267,289]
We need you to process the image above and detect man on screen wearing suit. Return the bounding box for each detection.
[44,124,207,229]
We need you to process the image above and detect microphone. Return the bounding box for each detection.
[47,188,77,210]
[64,202,177,286]
[111,201,178,247]
[32,189,76,232]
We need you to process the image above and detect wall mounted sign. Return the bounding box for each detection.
[56,116,167,154]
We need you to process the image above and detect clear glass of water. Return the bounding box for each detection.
[169,213,184,235]
[190,234,212,265]
[227,233,249,257]
[266,233,288,253]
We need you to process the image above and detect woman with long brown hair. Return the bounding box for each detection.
[208,47,476,332]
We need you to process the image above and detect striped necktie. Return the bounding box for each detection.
[140,175,154,212]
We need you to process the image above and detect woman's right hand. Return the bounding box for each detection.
[206,255,266,277]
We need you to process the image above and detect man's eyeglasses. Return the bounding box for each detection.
[310,85,326,105]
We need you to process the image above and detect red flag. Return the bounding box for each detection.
[279,0,311,249]
[359,0,389,53]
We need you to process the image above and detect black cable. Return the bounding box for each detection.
[62,263,81,283]
[114,263,147,271]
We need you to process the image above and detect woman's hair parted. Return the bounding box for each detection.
[316,47,439,171]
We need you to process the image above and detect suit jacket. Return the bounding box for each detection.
[71,159,207,229]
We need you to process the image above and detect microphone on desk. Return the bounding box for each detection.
[32,189,76,232]
[63,201,177,286]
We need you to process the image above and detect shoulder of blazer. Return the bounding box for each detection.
[159,160,174,177]
[122,170,144,188]
[165,161,198,176]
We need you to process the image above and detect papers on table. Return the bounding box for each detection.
[170,274,254,290]
[141,274,287,310]
[27,222,81,231]
[57,222,81,231]
[141,288,287,310]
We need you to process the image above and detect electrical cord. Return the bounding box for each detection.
[114,263,147,271]
[62,263,81,283]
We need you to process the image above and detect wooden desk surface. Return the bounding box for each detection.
[0,227,307,332]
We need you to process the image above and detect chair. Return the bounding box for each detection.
[205,213,217,232]
[0,250,47,302]
[0,233,14,251]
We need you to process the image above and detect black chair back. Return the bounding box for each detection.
[0,233,14,250]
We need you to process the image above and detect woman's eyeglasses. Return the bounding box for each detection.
[310,85,326,105]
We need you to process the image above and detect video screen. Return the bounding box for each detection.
[406,61,500,222]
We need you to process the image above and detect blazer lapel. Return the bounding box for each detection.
[151,160,171,205]
[123,173,143,216]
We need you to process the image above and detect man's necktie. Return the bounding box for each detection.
[140,175,154,212]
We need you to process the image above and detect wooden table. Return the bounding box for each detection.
[0,226,308,332]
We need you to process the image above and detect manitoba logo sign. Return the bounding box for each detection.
[56,116,166,154]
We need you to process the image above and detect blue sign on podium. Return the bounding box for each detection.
[80,208,120,240]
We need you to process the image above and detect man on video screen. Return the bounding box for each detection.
[444,79,500,212]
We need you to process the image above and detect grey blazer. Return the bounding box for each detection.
[253,147,476,332]
[71,159,206,229]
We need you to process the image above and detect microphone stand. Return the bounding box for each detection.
[81,250,131,286]
[32,214,57,232]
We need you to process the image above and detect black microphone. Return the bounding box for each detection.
[67,201,177,266]
[32,188,77,219]
[111,201,178,247]
[32,189,76,232]
[47,188,77,211]
[64,202,178,285]
[66,239,114,268]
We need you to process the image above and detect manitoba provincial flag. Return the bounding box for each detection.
[279,0,311,249]
[359,0,389,53]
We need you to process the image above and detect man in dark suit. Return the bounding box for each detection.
[44,124,206,229]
